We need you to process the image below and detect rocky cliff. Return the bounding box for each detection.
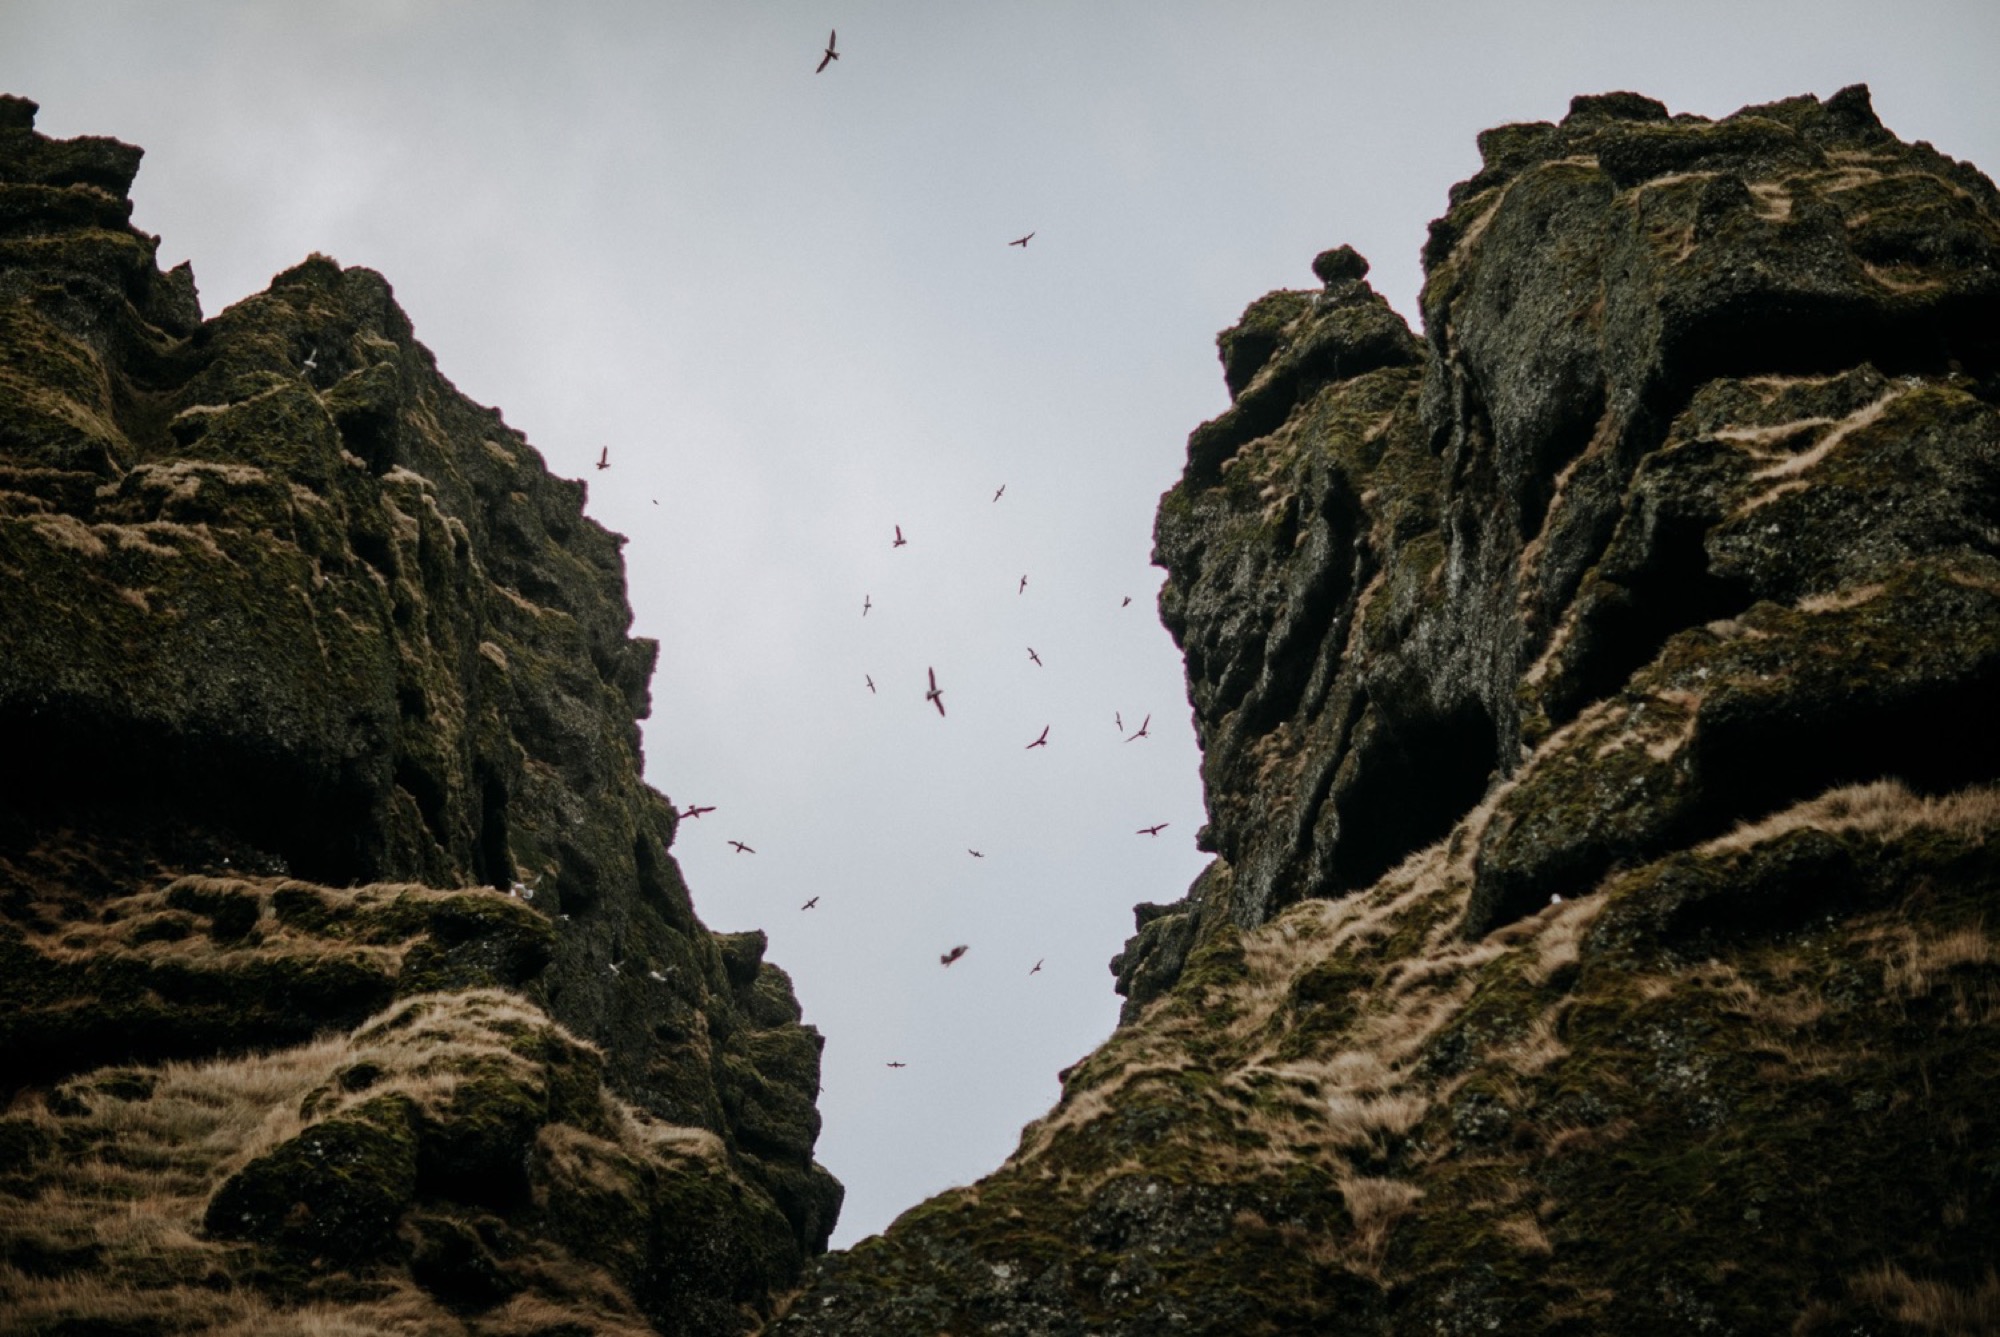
[0,93,838,1336]
[773,88,2000,1334]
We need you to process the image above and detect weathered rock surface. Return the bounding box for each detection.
[773,87,2000,1334]
[0,93,836,1334]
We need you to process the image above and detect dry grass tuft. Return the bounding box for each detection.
[1340,1176,1423,1268]
[1320,1092,1429,1149]
[1849,1263,2000,1335]
[1871,923,1996,1001]
[1706,781,2000,856]
[1497,1213,1555,1256]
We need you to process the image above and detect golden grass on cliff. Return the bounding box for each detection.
[0,990,674,1336]
[1872,923,1995,1001]
[1339,1175,1423,1270]
[1000,775,2000,1284]
[1848,1263,2000,1336]
[1705,780,2000,854]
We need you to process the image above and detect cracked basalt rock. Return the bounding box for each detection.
[0,93,836,1334]
[773,87,2000,1336]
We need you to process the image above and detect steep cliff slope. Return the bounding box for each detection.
[773,87,2000,1334]
[0,94,837,1336]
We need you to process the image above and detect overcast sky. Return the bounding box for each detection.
[7,1,1996,1248]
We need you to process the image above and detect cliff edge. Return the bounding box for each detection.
[0,93,838,1336]
[773,87,2000,1335]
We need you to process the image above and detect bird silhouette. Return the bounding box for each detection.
[816,29,838,72]
[680,804,715,819]
[802,896,820,910]
[1027,647,1042,666]
[893,524,907,548]
[968,849,984,858]
[993,484,1006,502]
[1026,725,1049,749]
[1019,574,1028,594]
[1138,823,1169,836]
[1009,232,1035,247]
[886,1060,906,1068]
[926,666,946,717]
[862,594,872,616]
[1121,595,1132,607]
[940,944,968,967]
[595,446,609,471]
[729,840,756,854]
[1126,714,1151,741]
[865,674,876,694]
[1115,711,1123,732]
[1029,959,1043,975]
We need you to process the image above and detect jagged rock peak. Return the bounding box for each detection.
[0,96,837,1333]
[1122,82,2000,1013]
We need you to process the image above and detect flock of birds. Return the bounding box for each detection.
[604,28,1175,1071]
[667,499,1173,1072]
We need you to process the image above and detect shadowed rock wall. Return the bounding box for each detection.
[0,93,836,1335]
[773,86,2000,1336]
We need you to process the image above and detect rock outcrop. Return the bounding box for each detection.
[774,88,2000,1334]
[0,93,837,1335]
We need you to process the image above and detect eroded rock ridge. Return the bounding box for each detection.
[0,93,837,1336]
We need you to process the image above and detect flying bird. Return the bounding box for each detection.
[1027,647,1041,666]
[1029,959,1043,975]
[595,447,609,471]
[680,804,715,819]
[1019,574,1028,594]
[1121,596,1132,607]
[802,896,820,910]
[865,674,876,694]
[729,840,756,854]
[1126,714,1151,741]
[1009,232,1035,247]
[940,945,968,967]
[893,524,907,548]
[886,1060,906,1069]
[1115,711,1123,732]
[969,849,984,858]
[1026,725,1049,749]
[862,594,872,616]
[993,484,1006,502]
[816,29,838,72]
[926,666,946,717]
[1138,823,1169,836]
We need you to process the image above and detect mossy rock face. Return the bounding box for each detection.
[1126,81,2000,987]
[204,1093,420,1262]
[405,1210,520,1311]
[0,95,836,1330]
[776,88,2000,1335]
